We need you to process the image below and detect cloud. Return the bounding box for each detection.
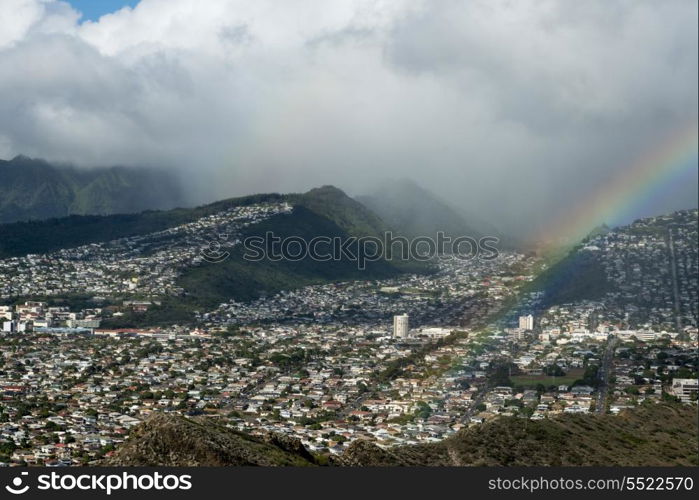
[0,0,696,237]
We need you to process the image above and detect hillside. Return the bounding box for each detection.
[105,403,697,466]
[103,413,317,466]
[338,402,698,466]
[172,185,426,307]
[115,188,423,324]
[1,185,427,321]
[290,185,388,238]
[357,178,503,244]
[175,204,401,307]
[530,209,698,328]
[0,185,387,260]
[0,155,186,223]
[0,192,286,259]
[529,245,613,304]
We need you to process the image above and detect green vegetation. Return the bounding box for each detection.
[510,368,584,389]
[0,191,286,259]
[339,403,698,466]
[0,155,186,225]
[528,244,612,306]
[108,403,698,467]
[176,204,401,308]
[288,185,387,238]
[104,413,318,466]
[100,299,195,328]
[3,184,438,322]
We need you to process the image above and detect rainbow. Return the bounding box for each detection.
[530,121,698,254]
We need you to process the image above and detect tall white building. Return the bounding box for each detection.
[393,314,409,338]
[519,314,534,330]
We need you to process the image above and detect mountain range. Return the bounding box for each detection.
[2,157,696,329]
[0,155,186,223]
[174,186,411,310]
[0,159,503,245]
[0,184,424,325]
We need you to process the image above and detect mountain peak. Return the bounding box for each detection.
[303,185,348,198]
[10,154,34,162]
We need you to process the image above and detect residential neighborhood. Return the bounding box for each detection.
[0,208,696,466]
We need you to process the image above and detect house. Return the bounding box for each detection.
[570,385,594,396]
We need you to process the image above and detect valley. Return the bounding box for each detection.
[0,190,696,467]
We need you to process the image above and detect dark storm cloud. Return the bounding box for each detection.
[0,0,696,238]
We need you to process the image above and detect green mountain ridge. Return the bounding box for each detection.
[0,192,285,259]
[289,185,389,238]
[1,185,430,321]
[0,185,393,260]
[176,203,402,308]
[117,186,431,323]
[0,155,186,223]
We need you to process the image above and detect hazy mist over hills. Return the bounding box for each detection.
[0,155,185,223]
[356,178,511,244]
[0,0,696,241]
[357,179,482,239]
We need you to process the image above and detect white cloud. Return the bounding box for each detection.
[0,0,696,235]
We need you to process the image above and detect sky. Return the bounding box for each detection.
[0,0,696,241]
[65,0,139,21]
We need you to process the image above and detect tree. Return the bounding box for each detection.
[414,401,432,419]
[519,406,534,418]
[0,441,16,456]
[543,364,565,377]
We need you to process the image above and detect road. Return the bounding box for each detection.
[667,228,683,333]
[459,389,487,423]
[595,336,618,414]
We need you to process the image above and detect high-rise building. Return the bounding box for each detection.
[393,314,409,338]
[519,314,534,330]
